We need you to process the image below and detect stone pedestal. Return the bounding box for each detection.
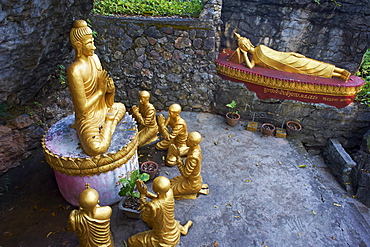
[42,113,139,206]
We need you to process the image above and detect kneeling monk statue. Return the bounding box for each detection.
[170,131,209,200]
[68,184,113,246]
[229,32,351,82]
[67,20,126,156]
[128,176,193,247]
[132,91,159,148]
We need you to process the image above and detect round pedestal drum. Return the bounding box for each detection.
[42,113,139,206]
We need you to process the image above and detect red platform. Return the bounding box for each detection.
[216,50,364,109]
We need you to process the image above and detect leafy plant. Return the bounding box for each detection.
[226,100,238,115]
[313,0,341,6]
[57,65,67,85]
[118,170,150,199]
[355,48,370,107]
[93,0,203,18]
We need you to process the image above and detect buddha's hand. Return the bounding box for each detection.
[106,78,115,93]
[98,70,108,93]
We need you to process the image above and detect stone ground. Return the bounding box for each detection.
[0,112,369,247]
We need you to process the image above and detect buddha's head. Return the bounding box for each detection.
[79,184,99,211]
[70,20,95,57]
[152,176,171,195]
[186,131,202,147]
[235,32,254,52]
[139,90,150,104]
[168,103,181,119]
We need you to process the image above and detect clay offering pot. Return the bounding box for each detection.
[140,161,159,180]
[286,121,302,136]
[261,123,275,136]
[226,112,240,126]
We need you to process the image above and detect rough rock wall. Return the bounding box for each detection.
[0,0,93,105]
[221,0,370,73]
[89,0,222,112]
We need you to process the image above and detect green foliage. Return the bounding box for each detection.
[118,170,150,198]
[313,0,341,6]
[93,0,203,18]
[226,100,238,114]
[86,19,98,37]
[356,49,370,107]
[57,65,67,85]
[34,101,42,107]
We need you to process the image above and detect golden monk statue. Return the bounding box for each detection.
[68,184,113,246]
[229,32,351,82]
[156,104,188,166]
[128,176,193,247]
[132,91,159,148]
[67,20,126,156]
[170,132,209,200]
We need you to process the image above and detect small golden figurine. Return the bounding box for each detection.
[132,91,159,148]
[67,20,126,156]
[68,184,114,246]
[128,176,193,247]
[156,103,188,166]
[229,32,351,82]
[170,132,209,200]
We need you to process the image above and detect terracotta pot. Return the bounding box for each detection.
[261,123,275,136]
[226,112,240,126]
[118,197,141,219]
[286,121,302,136]
[140,161,159,180]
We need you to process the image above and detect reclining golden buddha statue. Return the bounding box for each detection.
[229,32,351,82]
[67,20,126,156]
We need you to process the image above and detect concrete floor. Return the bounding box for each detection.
[1,112,369,247]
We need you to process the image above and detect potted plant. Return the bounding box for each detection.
[226,100,240,126]
[285,120,302,136]
[118,170,150,219]
[140,161,159,180]
[261,123,275,136]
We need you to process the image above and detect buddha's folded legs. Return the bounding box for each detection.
[79,103,126,156]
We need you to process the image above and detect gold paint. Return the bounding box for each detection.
[229,32,350,82]
[41,131,138,177]
[128,176,193,246]
[170,132,209,200]
[68,184,113,246]
[156,103,189,166]
[67,20,126,156]
[216,63,362,97]
[132,91,159,148]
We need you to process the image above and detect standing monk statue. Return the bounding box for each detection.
[132,91,159,148]
[67,20,126,156]
[229,32,351,82]
[68,184,114,246]
[156,103,188,166]
[128,176,193,247]
[170,132,209,200]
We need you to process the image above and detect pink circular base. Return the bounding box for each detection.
[54,152,138,206]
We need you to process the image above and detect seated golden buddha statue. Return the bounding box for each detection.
[68,184,113,247]
[156,103,188,166]
[229,32,351,82]
[132,91,159,148]
[128,176,193,247]
[170,132,209,200]
[67,20,126,156]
